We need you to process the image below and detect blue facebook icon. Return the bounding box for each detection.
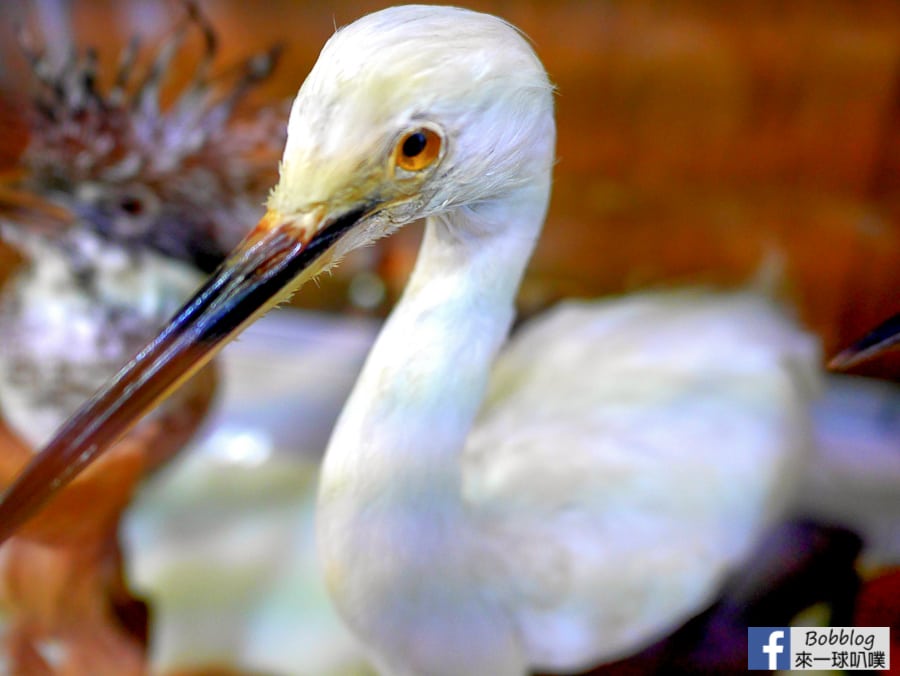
[748,627,791,670]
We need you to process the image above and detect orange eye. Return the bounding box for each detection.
[394,128,442,172]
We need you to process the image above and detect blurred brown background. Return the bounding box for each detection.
[1,0,899,376]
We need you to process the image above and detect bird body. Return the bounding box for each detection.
[0,5,822,675]
[318,222,817,674]
[300,8,817,673]
[290,7,816,675]
[471,291,815,667]
[0,228,203,451]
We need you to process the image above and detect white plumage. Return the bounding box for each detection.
[293,8,819,673]
[318,283,816,674]
[462,293,816,666]
[0,5,826,675]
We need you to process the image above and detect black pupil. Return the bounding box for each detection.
[402,132,427,158]
[120,197,144,215]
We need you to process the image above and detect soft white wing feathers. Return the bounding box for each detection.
[462,291,820,669]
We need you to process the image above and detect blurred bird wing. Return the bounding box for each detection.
[462,291,821,669]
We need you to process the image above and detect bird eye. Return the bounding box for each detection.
[394,128,441,172]
[119,196,144,216]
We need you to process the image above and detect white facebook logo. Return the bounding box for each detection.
[763,630,785,670]
[748,626,791,670]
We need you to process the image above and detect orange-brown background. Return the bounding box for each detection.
[1,0,899,377]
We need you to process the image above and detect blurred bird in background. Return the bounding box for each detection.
[0,1,283,672]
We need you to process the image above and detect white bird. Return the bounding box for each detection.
[0,6,822,675]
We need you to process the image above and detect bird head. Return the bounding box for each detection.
[0,5,555,538]
[267,5,555,264]
[3,1,284,273]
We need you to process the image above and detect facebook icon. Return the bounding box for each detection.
[748,627,791,670]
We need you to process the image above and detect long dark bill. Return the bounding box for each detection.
[0,205,370,543]
[829,312,900,369]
